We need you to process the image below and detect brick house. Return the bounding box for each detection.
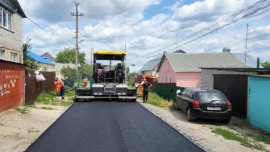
[0,0,26,64]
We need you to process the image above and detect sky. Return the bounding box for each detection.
[18,0,270,72]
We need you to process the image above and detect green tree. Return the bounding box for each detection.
[261,61,270,69]
[56,48,86,65]
[78,63,93,79]
[126,66,130,74]
[61,66,78,87]
[23,38,39,71]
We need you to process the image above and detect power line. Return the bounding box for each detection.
[148,0,270,59]
[26,17,47,32]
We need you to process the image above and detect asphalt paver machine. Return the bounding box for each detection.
[75,50,137,101]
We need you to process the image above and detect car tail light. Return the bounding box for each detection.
[227,100,232,109]
[193,100,200,108]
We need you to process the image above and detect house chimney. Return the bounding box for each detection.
[222,48,231,53]
[257,57,260,69]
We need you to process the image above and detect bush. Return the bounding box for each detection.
[61,67,78,87]
[35,91,56,104]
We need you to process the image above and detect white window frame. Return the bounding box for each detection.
[0,7,2,26]
[10,52,18,62]
[0,6,12,30]
[0,50,4,60]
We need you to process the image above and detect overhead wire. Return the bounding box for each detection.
[147,0,270,59]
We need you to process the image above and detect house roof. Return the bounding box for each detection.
[140,50,186,72]
[157,53,248,73]
[0,0,26,18]
[232,53,258,68]
[27,51,55,65]
[140,57,162,72]
[41,52,56,62]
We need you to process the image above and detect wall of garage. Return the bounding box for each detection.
[248,76,270,133]
[0,60,25,112]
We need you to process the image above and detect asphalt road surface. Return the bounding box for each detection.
[26,102,204,152]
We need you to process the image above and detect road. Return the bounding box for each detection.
[26,102,204,152]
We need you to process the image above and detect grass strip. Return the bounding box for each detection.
[212,128,268,152]
[139,91,173,109]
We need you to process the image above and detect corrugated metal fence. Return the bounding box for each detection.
[25,71,55,104]
[154,83,185,100]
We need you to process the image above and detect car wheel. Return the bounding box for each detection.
[187,108,195,122]
[221,118,231,124]
[173,99,179,110]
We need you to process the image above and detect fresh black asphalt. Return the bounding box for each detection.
[26,102,204,152]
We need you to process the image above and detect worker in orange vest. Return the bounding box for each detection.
[140,78,144,95]
[83,76,89,87]
[59,78,65,100]
[54,77,60,96]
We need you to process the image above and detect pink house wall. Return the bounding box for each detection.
[158,58,176,83]
[158,57,201,88]
[176,72,201,88]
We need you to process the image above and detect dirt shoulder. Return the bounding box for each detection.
[0,103,70,152]
[140,102,270,152]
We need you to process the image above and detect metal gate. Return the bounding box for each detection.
[248,76,270,133]
[213,74,248,118]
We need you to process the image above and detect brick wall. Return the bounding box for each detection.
[201,68,257,89]
[0,13,23,64]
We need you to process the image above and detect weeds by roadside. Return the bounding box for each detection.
[212,127,269,152]
[13,104,36,114]
[35,87,74,106]
[28,127,39,133]
[140,91,173,109]
[40,107,56,110]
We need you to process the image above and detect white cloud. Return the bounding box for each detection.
[19,0,270,72]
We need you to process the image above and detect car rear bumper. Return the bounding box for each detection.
[191,108,232,119]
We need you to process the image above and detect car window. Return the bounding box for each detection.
[195,92,227,101]
[181,90,186,96]
[185,91,192,98]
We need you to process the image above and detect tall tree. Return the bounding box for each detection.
[23,38,38,71]
[261,61,270,68]
[56,48,86,65]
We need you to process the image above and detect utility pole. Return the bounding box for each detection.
[245,24,249,64]
[91,44,93,65]
[71,2,84,71]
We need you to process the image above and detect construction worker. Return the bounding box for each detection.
[54,77,60,96]
[60,78,65,100]
[83,76,89,87]
[140,78,144,95]
[142,79,152,103]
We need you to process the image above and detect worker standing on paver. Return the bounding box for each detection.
[142,79,151,103]
[83,76,89,87]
